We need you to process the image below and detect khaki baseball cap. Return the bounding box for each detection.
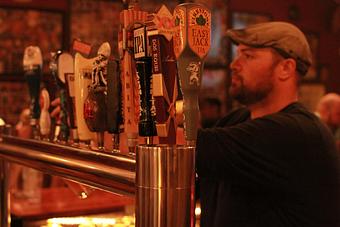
[226,21,312,76]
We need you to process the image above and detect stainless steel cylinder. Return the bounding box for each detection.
[136,145,195,227]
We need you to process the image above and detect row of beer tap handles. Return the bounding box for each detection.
[22,2,211,152]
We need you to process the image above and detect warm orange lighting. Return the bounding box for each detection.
[46,215,135,227]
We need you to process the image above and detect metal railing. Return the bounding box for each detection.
[0,135,136,227]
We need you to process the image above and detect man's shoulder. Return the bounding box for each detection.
[215,107,250,127]
[278,102,310,115]
[335,128,340,140]
[266,102,316,122]
[261,102,334,141]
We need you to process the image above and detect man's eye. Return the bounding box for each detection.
[245,54,254,59]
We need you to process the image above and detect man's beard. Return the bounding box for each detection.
[229,73,274,106]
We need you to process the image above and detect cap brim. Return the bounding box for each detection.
[225,29,268,48]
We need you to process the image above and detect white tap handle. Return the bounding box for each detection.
[39,88,51,136]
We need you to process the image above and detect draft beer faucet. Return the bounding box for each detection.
[133,25,157,144]
[23,46,43,139]
[173,3,211,146]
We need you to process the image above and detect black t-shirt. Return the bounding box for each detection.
[196,102,340,227]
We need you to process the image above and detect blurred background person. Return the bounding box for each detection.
[15,108,31,139]
[10,108,31,192]
[315,93,340,150]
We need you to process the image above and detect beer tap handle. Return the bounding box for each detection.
[107,59,122,151]
[134,25,157,144]
[74,52,96,145]
[23,46,43,139]
[57,52,75,143]
[47,50,65,142]
[84,42,111,150]
[39,88,51,139]
[119,5,148,153]
[64,73,79,144]
[173,3,211,146]
[147,5,178,145]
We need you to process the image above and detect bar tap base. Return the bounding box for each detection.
[136,145,195,227]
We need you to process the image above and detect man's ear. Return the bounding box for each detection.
[278,58,296,81]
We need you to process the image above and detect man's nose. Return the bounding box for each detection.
[230,57,241,72]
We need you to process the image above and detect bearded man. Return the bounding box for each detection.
[196,22,340,227]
